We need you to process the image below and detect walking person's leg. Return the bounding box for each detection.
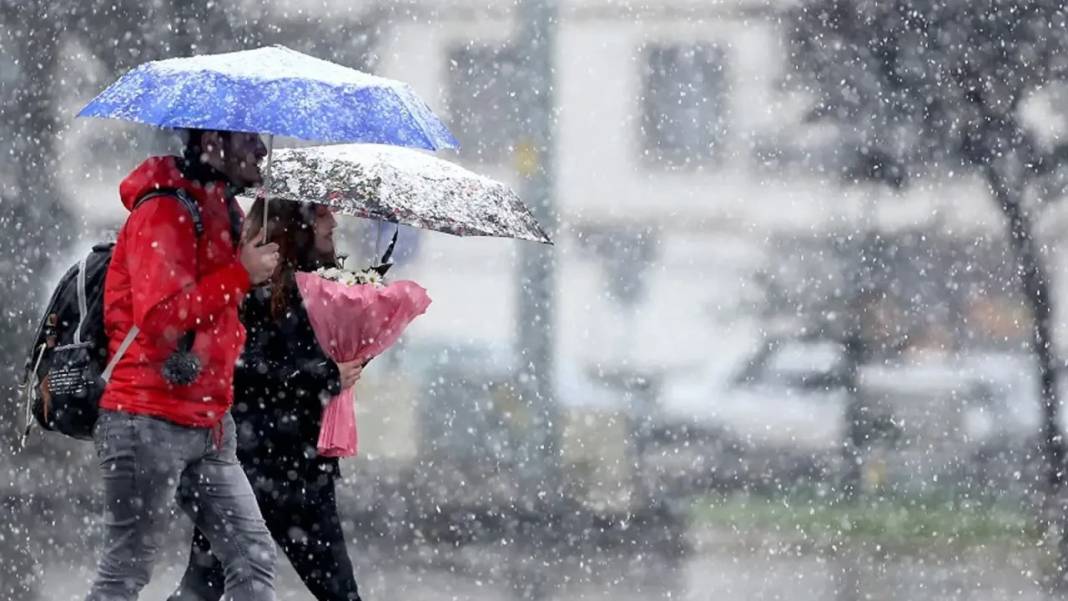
[86,411,198,601]
[166,526,226,601]
[270,473,361,601]
[168,461,278,601]
[177,414,276,601]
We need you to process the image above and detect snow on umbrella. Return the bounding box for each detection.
[77,45,458,231]
[77,45,457,150]
[248,143,553,245]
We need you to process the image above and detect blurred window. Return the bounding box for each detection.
[447,42,521,164]
[640,43,728,168]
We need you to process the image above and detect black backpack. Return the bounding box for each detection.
[21,189,203,441]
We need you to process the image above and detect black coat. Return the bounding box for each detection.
[232,284,341,478]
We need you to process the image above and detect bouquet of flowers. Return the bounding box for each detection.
[296,262,430,457]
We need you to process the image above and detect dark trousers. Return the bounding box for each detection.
[169,466,361,601]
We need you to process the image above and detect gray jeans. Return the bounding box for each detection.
[86,410,277,601]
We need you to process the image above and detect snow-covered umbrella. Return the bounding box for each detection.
[244,143,553,245]
[77,45,458,230]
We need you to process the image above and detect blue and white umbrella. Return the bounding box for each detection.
[78,45,458,150]
[79,45,458,228]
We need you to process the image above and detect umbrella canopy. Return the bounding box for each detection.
[247,143,552,245]
[78,45,457,150]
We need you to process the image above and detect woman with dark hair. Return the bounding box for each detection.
[169,198,364,601]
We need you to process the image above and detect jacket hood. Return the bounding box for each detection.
[118,156,189,212]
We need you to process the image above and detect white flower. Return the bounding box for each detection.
[354,269,383,286]
[314,266,344,281]
[313,265,385,287]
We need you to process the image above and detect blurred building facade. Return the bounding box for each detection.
[363,0,1049,359]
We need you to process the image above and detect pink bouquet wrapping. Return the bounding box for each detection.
[296,269,431,457]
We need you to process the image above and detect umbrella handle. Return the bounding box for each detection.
[260,134,274,244]
[371,226,399,277]
[373,221,398,262]
[380,225,399,266]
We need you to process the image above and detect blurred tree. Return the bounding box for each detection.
[787,0,1068,583]
[0,4,73,597]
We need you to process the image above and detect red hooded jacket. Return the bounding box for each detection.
[100,156,251,428]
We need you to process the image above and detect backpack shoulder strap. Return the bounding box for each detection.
[101,325,139,383]
[111,188,206,372]
[134,188,204,238]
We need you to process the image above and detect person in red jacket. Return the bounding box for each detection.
[86,129,281,601]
